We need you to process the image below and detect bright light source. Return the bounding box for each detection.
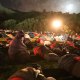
[51,20,62,29]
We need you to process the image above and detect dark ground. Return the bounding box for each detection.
[0,58,80,80]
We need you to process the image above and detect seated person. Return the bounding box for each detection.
[8,31,31,63]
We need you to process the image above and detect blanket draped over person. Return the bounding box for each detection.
[8,31,30,63]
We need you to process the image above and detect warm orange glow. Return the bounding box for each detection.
[51,20,62,29]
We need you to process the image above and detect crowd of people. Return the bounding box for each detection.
[0,30,80,79]
[7,30,80,62]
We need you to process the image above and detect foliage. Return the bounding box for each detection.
[0,6,80,33]
[3,19,17,29]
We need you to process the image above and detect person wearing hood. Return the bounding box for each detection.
[8,31,31,64]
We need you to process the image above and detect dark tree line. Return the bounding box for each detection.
[0,10,80,33]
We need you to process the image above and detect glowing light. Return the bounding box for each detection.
[51,20,62,29]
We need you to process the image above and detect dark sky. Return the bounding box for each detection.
[0,0,80,13]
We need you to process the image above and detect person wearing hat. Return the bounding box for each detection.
[8,31,31,64]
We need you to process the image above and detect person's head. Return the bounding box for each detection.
[16,31,24,39]
[46,77,56,80]
[21,63,42,79]
[27,63,42,70]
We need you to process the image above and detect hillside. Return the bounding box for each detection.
[0,4,15,14]
[0,4,42,21]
